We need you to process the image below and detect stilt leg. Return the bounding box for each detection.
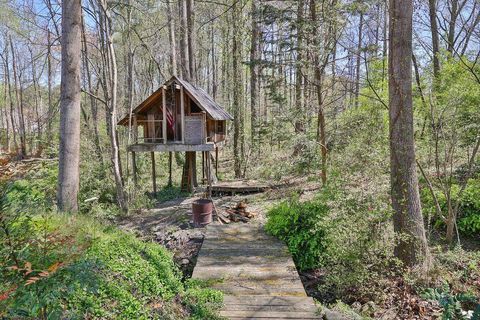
[168,152,173,187]
[151,152,157,194]
[206,151,212,198]
[215,147,219,179]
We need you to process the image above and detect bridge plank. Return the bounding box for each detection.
[192,224,320,319]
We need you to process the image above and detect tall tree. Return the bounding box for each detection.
[354,9,364,108]
[249,0,261,147]
[167,0,178,76]
[388,0,430,269]
[179,0,190,80]
[428,0,440,79]
[98,0,128,212]
[57,0,82,212]
[232,0,244,177]
[294,0,305,133]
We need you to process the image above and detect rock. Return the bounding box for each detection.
[181,258,190,265]
[322,308,350,320]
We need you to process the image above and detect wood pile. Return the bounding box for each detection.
[217,201,257,224]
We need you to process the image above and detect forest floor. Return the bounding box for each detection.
[117,174,479,320]
[117,175,322,278]
[2,152,478,319]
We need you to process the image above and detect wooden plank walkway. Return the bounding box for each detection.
[212,180,269,194]
[192,224,320,319]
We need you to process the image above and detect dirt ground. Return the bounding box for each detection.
[117,175,321,278]
[117,192,272,278]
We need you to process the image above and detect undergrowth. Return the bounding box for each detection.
[0,176,224,319]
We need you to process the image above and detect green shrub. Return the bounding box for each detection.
[1,163,57,212]
[421,178,480,235]
[265,194,330,270]
[0,215,223,319]
[421,283,478,320]
[265,184,395,302]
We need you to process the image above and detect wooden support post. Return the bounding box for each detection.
[162,86,167,144]
[202,151,205,182]
[133,114,138,143]
[206,151,212,198]
[168,151,173,187]
[132,151,138,188]
[180,85,185,143]
[151,152,157,194]
[215,147,219,179]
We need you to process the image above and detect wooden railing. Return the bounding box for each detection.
[132,119,165,144]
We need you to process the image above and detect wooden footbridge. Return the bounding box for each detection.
[192,224,320,319]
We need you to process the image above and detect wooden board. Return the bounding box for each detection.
[212,180,269,194]
[192,224,320,319]
[128,143,215,152]
[184,114,205,144]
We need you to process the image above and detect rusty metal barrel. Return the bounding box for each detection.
[192,198,213,227]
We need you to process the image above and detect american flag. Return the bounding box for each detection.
[163,106,175,129]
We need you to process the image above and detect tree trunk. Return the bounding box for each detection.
[167,0,178,76]
[57,0,82,212]
[46,30,54,145]
[10,37,26,158]
[232,0,244,178]
[388,0,430,270]
[179,0,190,81]
[428,0,440,79]
[29,47,43,156]
[81,13,104,165]
[187,0,196,82]
[447,0,459,54]
[294,0,305,133]
[354,11,364,108]
[310,0,327,185]
[249,0,261,147]
[99,0,128,212]
[4,49,18,153]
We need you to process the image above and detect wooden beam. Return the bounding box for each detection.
[180,85,185,143]
[162,86,167,144]
[151,152,157,194]
[128,143,215,152]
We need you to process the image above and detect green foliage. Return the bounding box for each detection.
[265,194,330,270]
[1,163,57,213]
[183,280,224,320]
[436,57,480,146]
[0,214,223,319]
[266,181,395,301]
[421,178,480,235]
[155,185,190,203]
[422,283,478,320]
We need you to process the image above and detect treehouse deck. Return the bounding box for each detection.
[127,141,221,152]
[192,224,320,319]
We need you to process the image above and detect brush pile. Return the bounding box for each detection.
[217,201,257,223]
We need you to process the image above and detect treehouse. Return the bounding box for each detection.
[117,76,233,193]
[118,76,232,150]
